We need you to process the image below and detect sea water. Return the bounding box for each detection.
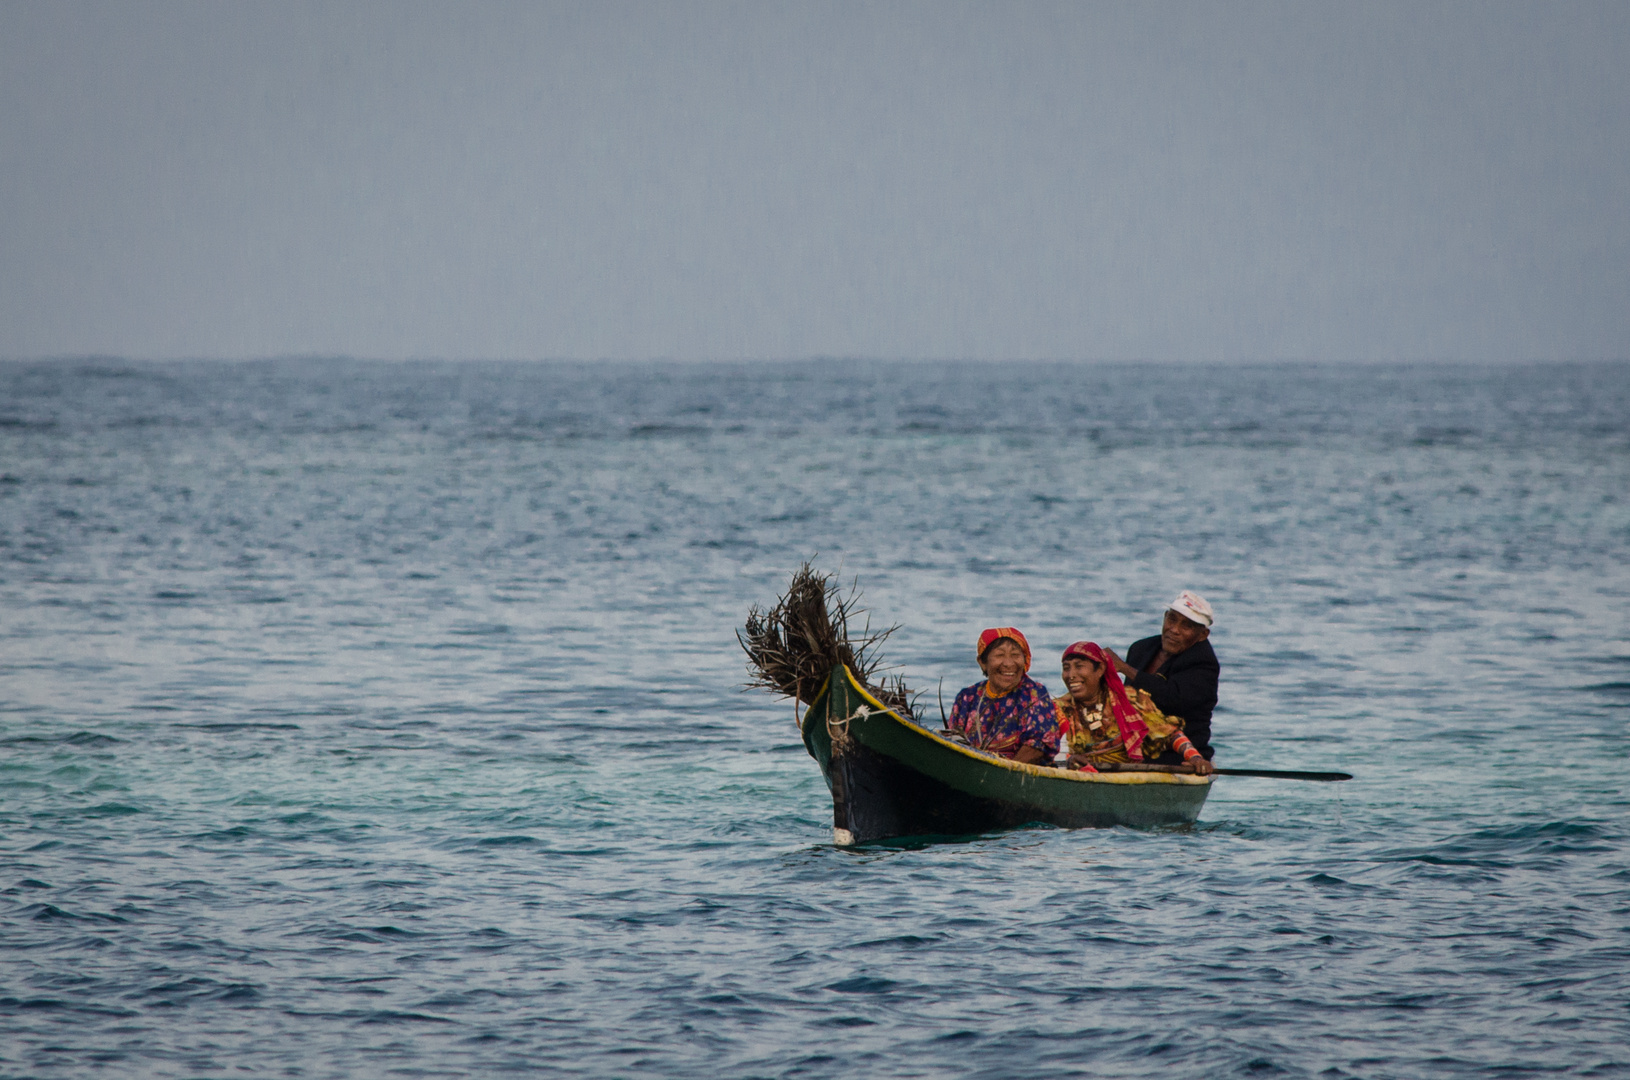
[1,359,1627,1078]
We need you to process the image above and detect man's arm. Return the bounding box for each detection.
[1126,657,1217,734]
[1124,637,1158,673]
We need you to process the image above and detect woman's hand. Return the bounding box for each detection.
[1013,745,1048,766]
[1065,753,1098,771]
[1189,757,1215,776]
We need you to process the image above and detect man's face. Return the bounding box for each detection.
[1160,610,1209,656]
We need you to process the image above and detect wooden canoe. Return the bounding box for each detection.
[802,665,1212,845]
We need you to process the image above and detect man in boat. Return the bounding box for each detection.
[1105,591,1219,762]
[945,628,1059,766]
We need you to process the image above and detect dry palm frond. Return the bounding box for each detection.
[739,562,916,718]
[868,674,922,723]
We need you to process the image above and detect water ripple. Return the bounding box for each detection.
[0,359,1626,1077]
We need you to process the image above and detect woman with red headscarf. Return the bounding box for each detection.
[945,628,1059,766]
[1055,641,1212,774]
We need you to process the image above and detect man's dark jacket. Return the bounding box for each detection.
[1125,636,1219,760]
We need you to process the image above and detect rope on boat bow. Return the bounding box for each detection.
[827,704,871,738]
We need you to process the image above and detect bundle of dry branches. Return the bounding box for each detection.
[739,562,917,719]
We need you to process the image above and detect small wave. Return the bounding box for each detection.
[283,1007,455,1024]
[1304,872,1372,890]
[356,1010,456,1025]
[180,722,303,732]
[0,996,138,1018]
[195,825,257,840]
[691,537,759,550]
[66,731,121,747]
[82,802,143,817]
[25,903,127,924]
[1410,426,1479,446]
[330,925,426,943]
[629,423,709,437]
[0,731,121,748]
[140,978,263,1004]
[1469,820,1609,843]
[1378,820,1613,867]
[850,934,942,949]
[825,976,899,994]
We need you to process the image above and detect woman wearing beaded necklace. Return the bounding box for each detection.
[1056,641,1212,774]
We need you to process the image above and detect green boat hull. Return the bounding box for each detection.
[802,666,1212,844]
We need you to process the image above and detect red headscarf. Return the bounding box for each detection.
[1061,641,1151,760]
[976,627,1031,672]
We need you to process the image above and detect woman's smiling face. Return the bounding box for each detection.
[1061,656,1104,702]
[980,639,1027,695]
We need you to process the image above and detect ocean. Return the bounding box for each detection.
[2,358,1627,1077]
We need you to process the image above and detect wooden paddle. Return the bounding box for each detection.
[1099,762,1352,782]
[1211,767,1351,781]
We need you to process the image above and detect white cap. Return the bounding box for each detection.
[1168,590,1214,628]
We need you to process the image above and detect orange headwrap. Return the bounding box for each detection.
[976,627,1032,672]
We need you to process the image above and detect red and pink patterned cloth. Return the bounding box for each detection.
[1060,641,1152,760]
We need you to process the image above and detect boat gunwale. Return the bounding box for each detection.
[817,665,1211,789]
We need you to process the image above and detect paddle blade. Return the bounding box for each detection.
[1212,768,1352,782]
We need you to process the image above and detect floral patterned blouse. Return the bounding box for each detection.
[947,675,1059,759]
